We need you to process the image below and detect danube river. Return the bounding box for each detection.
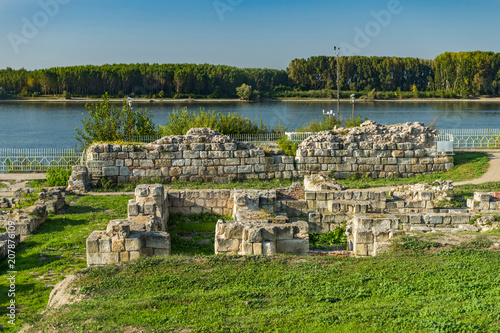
[1,100,500,148]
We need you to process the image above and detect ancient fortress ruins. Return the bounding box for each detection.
[4,121,499,266]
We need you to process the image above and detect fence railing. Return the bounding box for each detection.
[438,129,500,149]
[0,148,84,173]
[128,130,500,149]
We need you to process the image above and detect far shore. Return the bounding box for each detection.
[2,97,500,104]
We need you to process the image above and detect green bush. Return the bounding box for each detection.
[310,226,347,248]
[345,115,367,128]
[46,167,72,187]
[75,93,158,148]
[277,135,298,156]
[297,115,341,132]
[63,91,71,99]
[159,107,286,136]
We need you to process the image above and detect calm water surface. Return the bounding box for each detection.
[1,101,500,148]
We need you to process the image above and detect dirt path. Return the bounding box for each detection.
[0,173,46,197]
[455,151,500,185]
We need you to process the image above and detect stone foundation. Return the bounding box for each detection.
[86,220,170,266]
[215,220,309,256]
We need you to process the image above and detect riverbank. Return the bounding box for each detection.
[3,97,500,103]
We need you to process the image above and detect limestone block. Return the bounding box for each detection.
[262,241,276,255]
[125,233,145,251]
[215,238,240,253]
[451,215,471,225]
[154,248,170,256]
[245,228,263,243]
[474,192,491,202]
[276,239,308,255]
[253,243,263,255]
[120,252,130,262]
[103,167,119,176]
[144,231,170,249]
[261,228,276,241]
[129,251,141,260]
[112,238,125,252]
[86,231,101,253]
[99,237,112,253]
[355,231,374,244]
[373,242,392,256]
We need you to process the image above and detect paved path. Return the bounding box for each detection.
[0,173,46,181]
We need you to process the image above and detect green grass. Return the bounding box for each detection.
[0,182,7,189]
[338,152,489,189]
[0,194,131,332]
[25,249,500,333]
[169,213,231,256]
[93,177,296,192]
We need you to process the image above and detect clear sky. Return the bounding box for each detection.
[0,0,499,70]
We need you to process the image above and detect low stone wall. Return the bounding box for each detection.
[128,184,169,231]
[67,165,90,193]
[86,220,170,266]
[167,189,234,216]
[348,216,402,257]
[305,190,387,213]
[296,121,452,179]
[467,192,500,212]
[0,205,48,241]
[36,187,66,213]
[215,220,309,256]
[0,231,20,261]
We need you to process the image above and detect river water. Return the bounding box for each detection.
[1,100,500,148]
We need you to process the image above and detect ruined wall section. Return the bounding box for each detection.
[86,128,296,185]
[296,121,453,179]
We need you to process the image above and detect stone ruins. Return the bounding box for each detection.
[85,176,500,264]
[0,187,66,260]
[70,122,453,191]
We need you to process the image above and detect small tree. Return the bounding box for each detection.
[75,93,158,148]
[236,84,254,100]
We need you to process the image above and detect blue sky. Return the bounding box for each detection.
[0,0,499,70]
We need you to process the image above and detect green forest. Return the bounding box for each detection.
[1,51,499,100]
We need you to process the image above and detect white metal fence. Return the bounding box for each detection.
[438,129,500,149]
[1,128,498,173]
[0,148,84,173]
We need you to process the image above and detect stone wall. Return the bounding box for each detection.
[0,205,48,241]
[86,220,170,266]
[296,121,453,179]
[78,122,453,187]
[128,184,169,231]
[86,128,296,185]
[167,189,234,216]
[467,192,500,212]
[348,216,402,257]
[215,220,309,256]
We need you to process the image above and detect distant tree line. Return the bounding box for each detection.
[1,51,500,99]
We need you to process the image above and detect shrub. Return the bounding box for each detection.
[277,135,298,156]
[75,93,158,148]
[63,91,71,99]
[297,115,341,132]
[345,115,367,128]
[46,167,72,187]
[159,108,286,136]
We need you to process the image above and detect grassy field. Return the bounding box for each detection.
[0,195,132,332]
[23,246,500,333]
[338,152,489,189]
